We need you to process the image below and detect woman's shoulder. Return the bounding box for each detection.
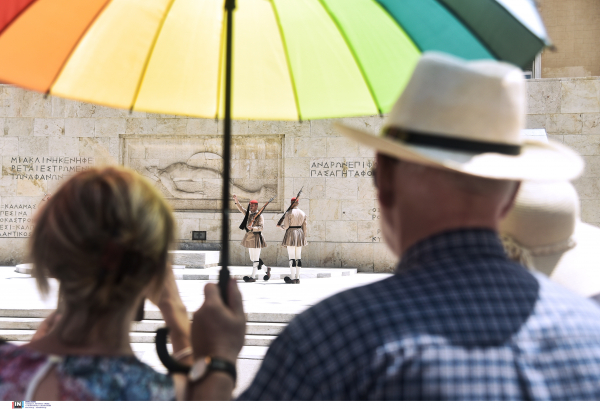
[0,345,174,401]
[61,355,174,400]
[0,342,47,367]
[0,343,49,400]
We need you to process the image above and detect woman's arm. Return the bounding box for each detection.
[150,265,192,366]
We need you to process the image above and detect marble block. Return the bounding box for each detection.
[15,263,32,274]
[169,250,220,268]
[561,80,600,114]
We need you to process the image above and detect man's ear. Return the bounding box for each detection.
[376,153,396,209]
[499,181,521,219]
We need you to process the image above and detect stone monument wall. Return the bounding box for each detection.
[0,77,599,270]
[526,77,600,227]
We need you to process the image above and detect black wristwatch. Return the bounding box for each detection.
[189,356,237,385]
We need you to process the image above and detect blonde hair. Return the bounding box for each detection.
[30,167,174,344]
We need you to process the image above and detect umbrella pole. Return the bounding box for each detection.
[219,0,236,304]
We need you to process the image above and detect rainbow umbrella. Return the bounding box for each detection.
[0,0,550,298]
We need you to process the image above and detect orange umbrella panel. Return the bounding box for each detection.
[0,0,110,93]
[0,0,36,33]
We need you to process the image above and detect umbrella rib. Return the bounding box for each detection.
[46,0,114,95]
[215,5,227,120]
[129,0,178,112]
[270,0,302,121]
[316,0,381,115]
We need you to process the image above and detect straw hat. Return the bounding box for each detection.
[500,181,600,298]
[335,52,583,181]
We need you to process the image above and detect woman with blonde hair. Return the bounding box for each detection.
[0,167,192,400]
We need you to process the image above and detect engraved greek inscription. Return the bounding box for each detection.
[371,228,382,242]
[371,207,381,220]
[310,158,374,178]
[6,157,93,181]
[0,200,39,238]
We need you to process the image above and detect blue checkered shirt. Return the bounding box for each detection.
[238,229,600,400]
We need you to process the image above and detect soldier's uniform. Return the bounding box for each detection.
[280,198,307,284]
[235,200,270,282]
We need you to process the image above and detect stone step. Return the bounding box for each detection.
[16,249,222,274]
[0,317,287,335]
[0,309,297,323]
[0,330,277,346]
[14,264,357,281]
[173,269,356,280]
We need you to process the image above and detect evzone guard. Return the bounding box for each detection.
[278,193,307,284]
[233,194,272,282]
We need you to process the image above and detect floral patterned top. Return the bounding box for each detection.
[0,342,174,401]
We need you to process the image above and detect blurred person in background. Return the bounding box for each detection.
[500,180,600,303]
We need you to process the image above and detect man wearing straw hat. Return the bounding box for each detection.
[198,52,600,400]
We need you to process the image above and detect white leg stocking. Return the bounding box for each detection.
[295,247,302,279]
[287,247,296,279]
[248,248,261,279]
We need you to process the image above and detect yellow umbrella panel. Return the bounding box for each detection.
[1,0,422,120]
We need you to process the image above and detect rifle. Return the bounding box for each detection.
[277,186,303,226]
[248,197,276,229]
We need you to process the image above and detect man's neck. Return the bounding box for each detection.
[398,203,500,255]
[400,220,498,255]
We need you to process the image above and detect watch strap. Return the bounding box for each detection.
[207,357,237,385]
[190,356,236,385]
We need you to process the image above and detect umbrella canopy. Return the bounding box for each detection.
[0,0,549,121]
[0,0,550,300]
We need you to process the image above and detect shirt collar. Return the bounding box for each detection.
[398,228,508,270]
